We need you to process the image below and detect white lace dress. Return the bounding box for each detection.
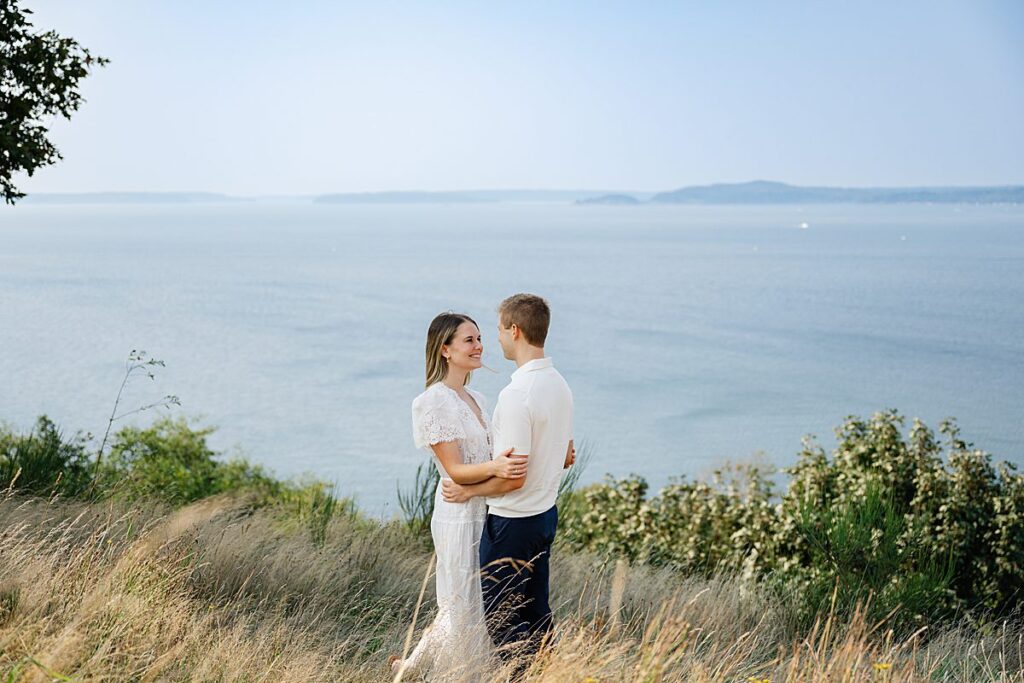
[405,382,494,678]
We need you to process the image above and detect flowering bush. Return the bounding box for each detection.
[559,411,1024,631]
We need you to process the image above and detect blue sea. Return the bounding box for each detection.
[1,202,1022,514]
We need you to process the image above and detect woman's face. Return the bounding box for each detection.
[444,321,483,371]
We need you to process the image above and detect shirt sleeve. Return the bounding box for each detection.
[411,389,466,449]
[494,389,532,456]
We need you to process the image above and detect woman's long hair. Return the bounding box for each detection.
[425,312,477,388]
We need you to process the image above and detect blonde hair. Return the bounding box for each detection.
[425,312,478,388]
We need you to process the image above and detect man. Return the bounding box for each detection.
[442,293,575,666]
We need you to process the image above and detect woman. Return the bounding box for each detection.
[391,312,527,678]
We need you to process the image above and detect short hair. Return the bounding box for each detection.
[498,293,550,347]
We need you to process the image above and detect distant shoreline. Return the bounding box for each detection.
[14,180,1024,206]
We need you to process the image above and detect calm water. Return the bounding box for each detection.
[1,202,1022,514]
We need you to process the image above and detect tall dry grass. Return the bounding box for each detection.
[1,492,1021,682]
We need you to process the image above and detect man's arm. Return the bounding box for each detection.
[563,439,575,469]
[443,388,533,503]
[442,472,525,503]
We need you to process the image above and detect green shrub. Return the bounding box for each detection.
[783,478,955,631]
[560,462,777,573]
[0,414,349,535]
[96,417,281,505]
[560,410,1024,631]
[0,416,94,497]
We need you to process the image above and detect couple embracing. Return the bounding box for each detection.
[392,293,575,679]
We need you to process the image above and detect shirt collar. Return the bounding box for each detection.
[512,357,553,378]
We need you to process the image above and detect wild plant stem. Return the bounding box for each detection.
[90,360,133,493]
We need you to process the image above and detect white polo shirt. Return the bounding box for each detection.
[487,357,574,518]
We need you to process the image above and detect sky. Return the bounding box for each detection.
[17,1,1024,195]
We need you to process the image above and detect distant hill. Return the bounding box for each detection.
[651,181,1024,204]
[21,192,236,204]
[313,190,640,204]
[575,193,641,205]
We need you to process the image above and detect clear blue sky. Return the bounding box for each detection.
[21,1,1024,195]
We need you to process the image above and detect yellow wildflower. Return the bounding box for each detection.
[872,662,892,671]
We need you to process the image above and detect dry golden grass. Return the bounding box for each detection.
[0,492,1021,682]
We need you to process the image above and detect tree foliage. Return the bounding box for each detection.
[1,1,107,204]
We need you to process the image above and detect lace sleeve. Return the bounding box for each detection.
[411,387,466,449]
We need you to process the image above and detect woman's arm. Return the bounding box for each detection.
[441,472,525,502]
[445,442,568,502]
[431,443,526,485]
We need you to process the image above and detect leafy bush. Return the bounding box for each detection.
[95,417,283,505]
[560,462,777,574]
[0,415,317,510]
[783,478,955,631]
[560,410,1024,631]
[0,416,94,497]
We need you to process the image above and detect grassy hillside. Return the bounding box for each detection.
[1,492,1021,682]
[1,408,1022,680]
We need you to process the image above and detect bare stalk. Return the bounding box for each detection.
[89,349,180,494]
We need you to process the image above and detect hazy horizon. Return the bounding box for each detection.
[13,1,1024,196]
[18,179,1024,201]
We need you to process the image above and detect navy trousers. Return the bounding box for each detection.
[479,505,558,661]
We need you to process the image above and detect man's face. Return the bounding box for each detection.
[497,319,514,360]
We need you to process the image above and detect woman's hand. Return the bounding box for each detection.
[490,447,528,479]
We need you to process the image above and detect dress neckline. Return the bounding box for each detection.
[437,383,488,434]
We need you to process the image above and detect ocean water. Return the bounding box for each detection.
[1,202,1022,514]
